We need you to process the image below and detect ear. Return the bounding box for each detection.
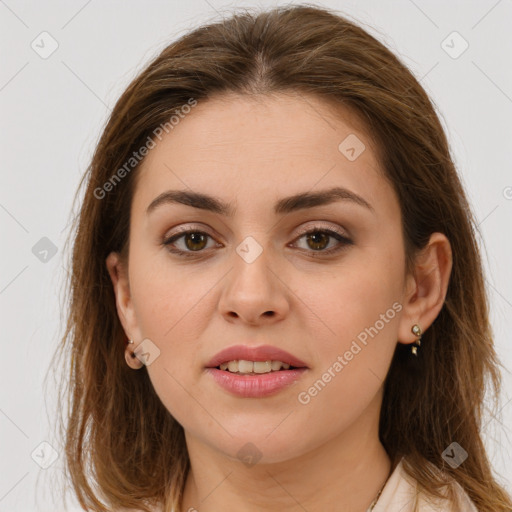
[105,251,141,343]
[397,232,453,344]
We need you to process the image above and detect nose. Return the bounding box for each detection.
[218,243,290,326]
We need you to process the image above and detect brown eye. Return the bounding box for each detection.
[292,227,353,257]
[305,231,330,251]
[162,226,352,259]
[163,230,217,256]
[182,232,208,251]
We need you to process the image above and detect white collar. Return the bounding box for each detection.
[371,457,478,512]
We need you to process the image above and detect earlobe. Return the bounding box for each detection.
[397,232,453,345]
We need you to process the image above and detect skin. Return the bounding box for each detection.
[106,91,452,512]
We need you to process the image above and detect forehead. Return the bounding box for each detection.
[132,92,393,217]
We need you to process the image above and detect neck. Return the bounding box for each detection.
[179,394,392,512]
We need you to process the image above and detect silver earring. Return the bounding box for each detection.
[411,324,422,356]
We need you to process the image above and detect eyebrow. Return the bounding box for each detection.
[146,186,375,216]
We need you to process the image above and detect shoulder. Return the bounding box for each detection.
[417,479,478,512]
[373,457,478,512]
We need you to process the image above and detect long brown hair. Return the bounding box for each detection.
[50,4,512,511]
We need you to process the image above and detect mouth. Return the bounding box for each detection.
[205,344,309,374]
[214,359,305,375]
[205,357,309,398]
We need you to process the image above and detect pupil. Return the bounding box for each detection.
[186,233,206,251]
[308,232,328,250]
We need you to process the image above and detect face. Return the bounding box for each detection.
[109,92,412,464]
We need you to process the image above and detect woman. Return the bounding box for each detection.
[53,4,512,511]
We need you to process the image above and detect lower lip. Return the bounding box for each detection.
[205,368,308,398]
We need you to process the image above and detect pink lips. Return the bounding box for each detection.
[204,344,309,398]
[205,367,308,398]
[205,344,308,369]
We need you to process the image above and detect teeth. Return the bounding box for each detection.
[253,361,272,373]
[271,360,283,371]
[238,360,253,373]
[218,360,292,373]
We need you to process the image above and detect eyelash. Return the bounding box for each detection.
[162,225,353,259]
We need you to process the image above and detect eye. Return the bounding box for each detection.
[162,228,218,257]
[291,226,353,257]
[162,225,353,258]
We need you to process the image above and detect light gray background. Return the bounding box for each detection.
[1,1,511,510]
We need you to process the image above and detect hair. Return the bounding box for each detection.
[50,3,511,512]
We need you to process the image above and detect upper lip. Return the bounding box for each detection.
[205,344,308,368]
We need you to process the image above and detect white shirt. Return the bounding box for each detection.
[370,457,478,512]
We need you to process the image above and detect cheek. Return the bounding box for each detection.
[299,248,404,357]
[299,277,399,409]
[128,262,213,419]
[129,249,213,339]
[293,269,401,441]
[128,253,220,377]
